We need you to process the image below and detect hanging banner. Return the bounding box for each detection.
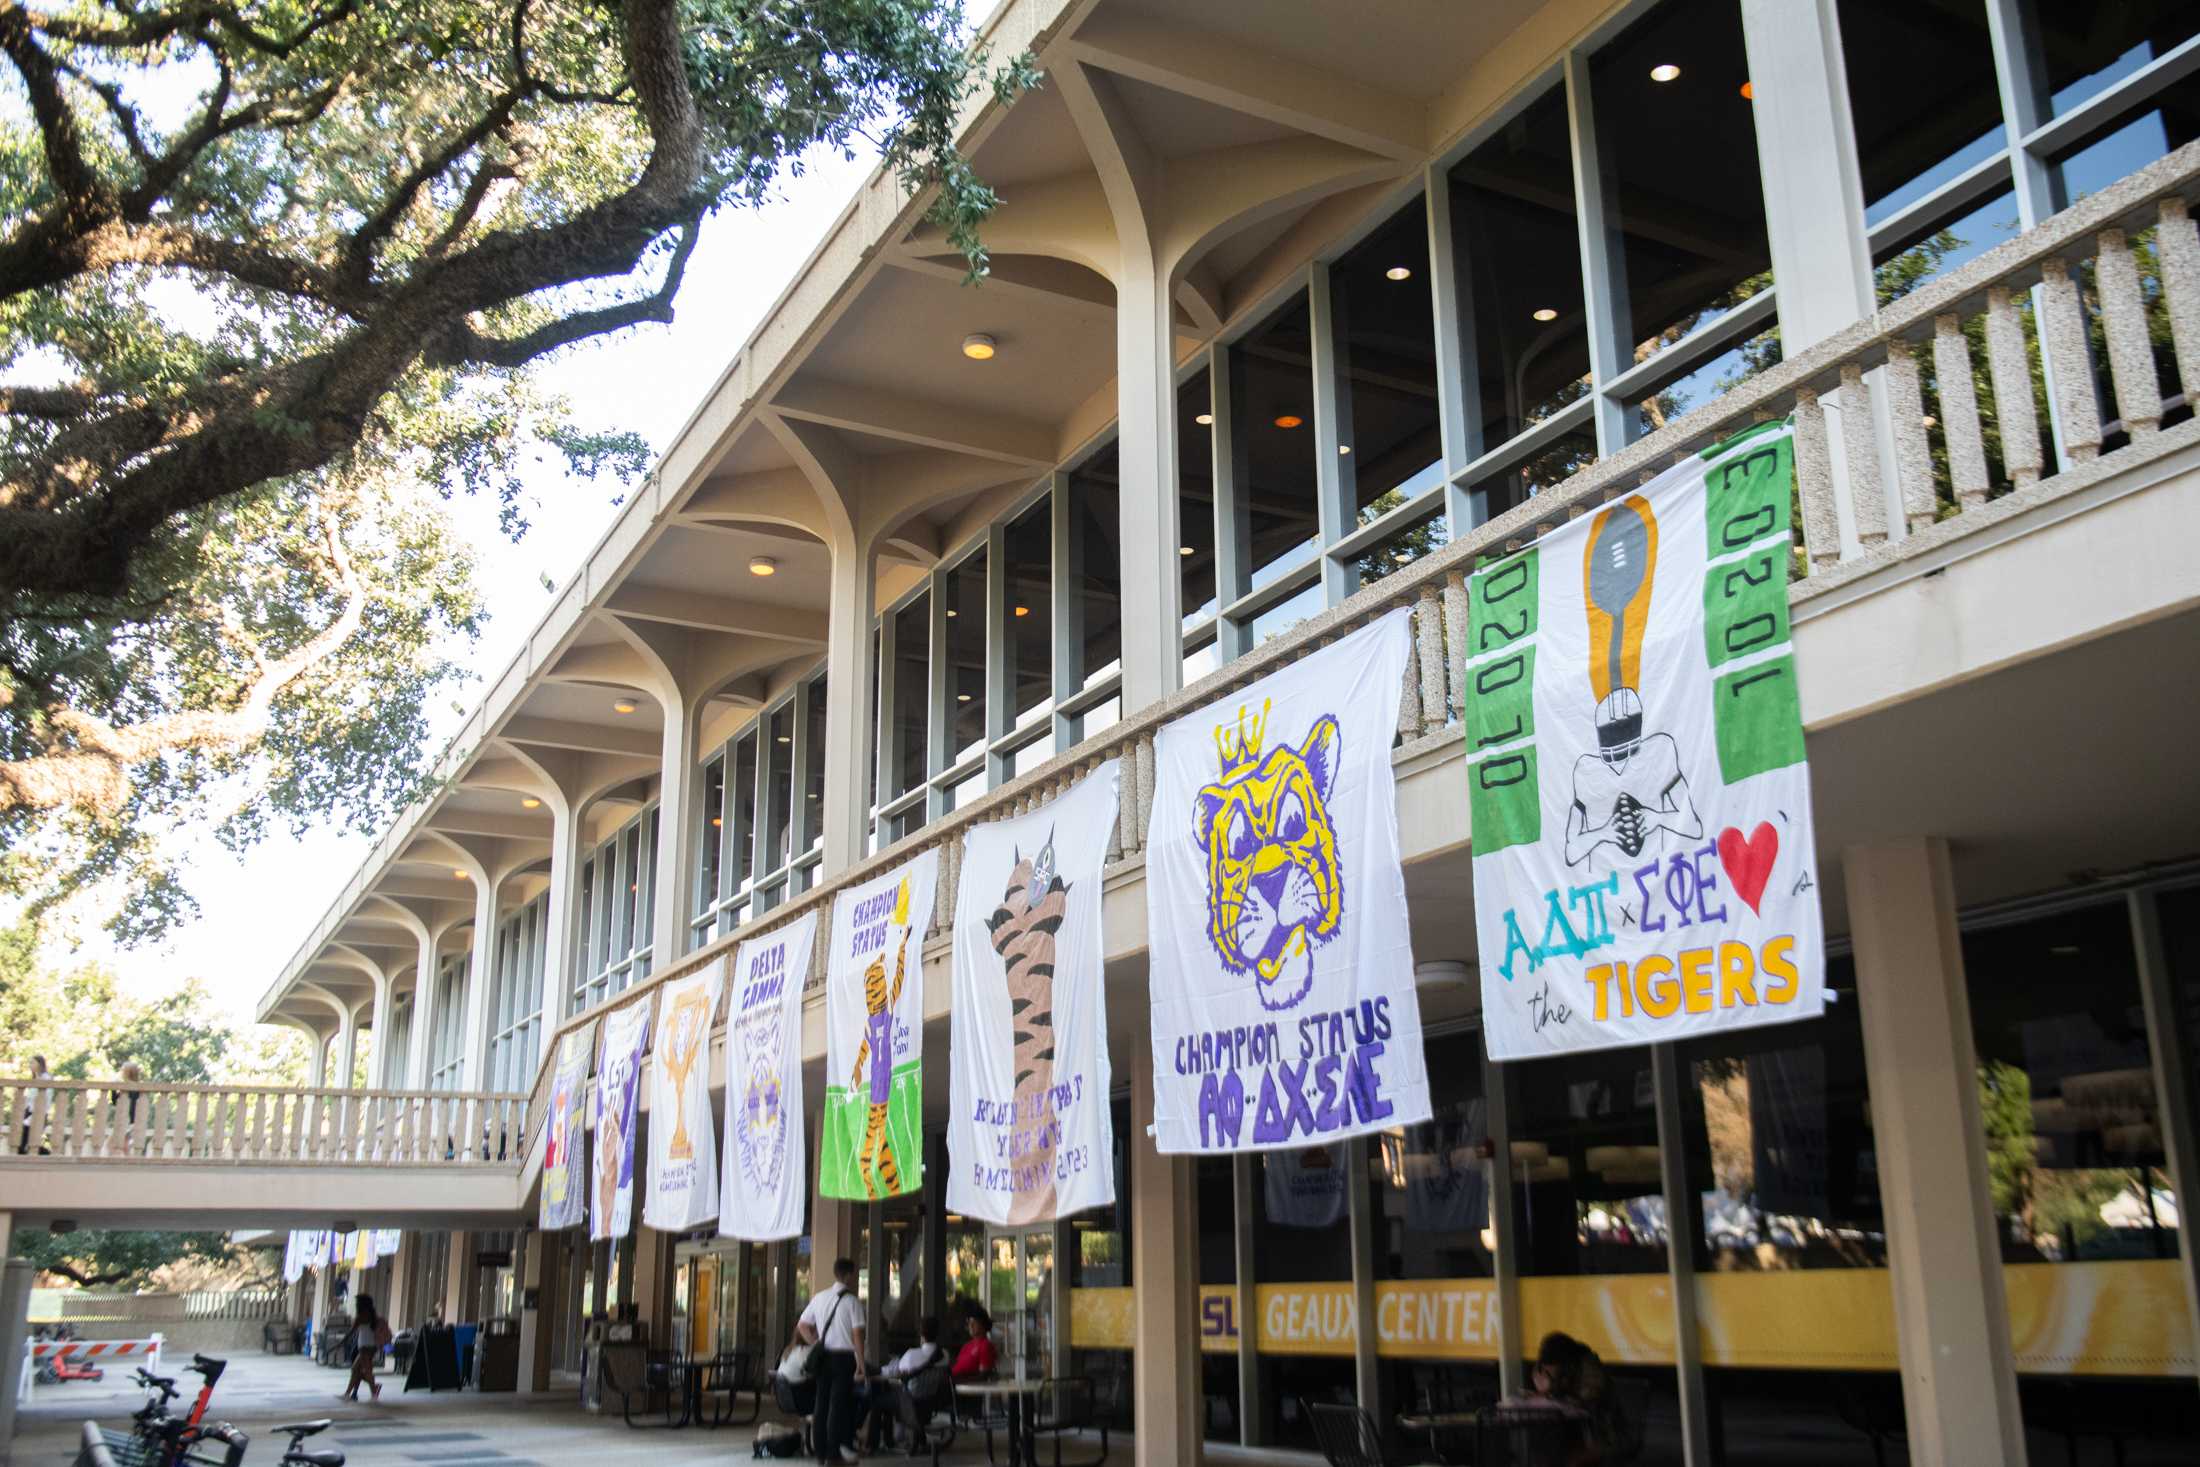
[823,849,939,1199]
[1262,1146,1348,1228]
[539,1019,598,1231]
[1470,422,1825,1059]
[592,1001,650,1241]
[646,959,727,1231]
[1148,609,1432,1153]
[948,762,1121,1226]
[721,910,820,1241]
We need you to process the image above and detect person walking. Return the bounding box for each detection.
[793,1257,867,1464]
[18,1054,49,1154]
[342,1294,392,1402]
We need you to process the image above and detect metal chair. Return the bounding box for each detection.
[769,1369,818,1455]
[598,1342,677,1427]
[1475,1406,1581,1467]
[1308,1401,1407,1467]
[893,1358,958,1461]
[697,1350,762,1427]
[1031,1377,1108,1467]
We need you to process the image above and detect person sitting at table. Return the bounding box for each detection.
[1499,1332,1640,1466]
[861,1315,948,1452]
[950,1305,998,1381]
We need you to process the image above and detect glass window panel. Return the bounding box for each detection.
[1194,1158,1245,1444]
[892,594,931,795]
[1509,1044,1667,1276]
[1874,189,2021,304]
[1181,636,1219,687]
[641,807,659,951]
[1963,900,2178,1264]
[2052,74,2200,200]
[1352,506,1451,590]
[868,630,882,817]
[946,765,987,811]
[1179,371,1218,625]
[1067,445,1122,690]
[2032,1,2199,118]
[1009,730,1055,778]
[1592,1,1774,372]
[1335,197,1443,523]
[1235,294,1322,589]
[1635,323,1782,435]
[1004,496,1052,727]
[1377,1030,1493,1281]
[698,755,724,915]
[945,550,987,764]
[1839,0,2003,223]
[1250,578,1322,648]
[1075,693,1119,745]
[765,704,793,872]
[803,675,827,855]
[732,731,757,891]
[617,823,640,958]
[1451,83,1591,480]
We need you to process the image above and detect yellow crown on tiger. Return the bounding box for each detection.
[1213,698,1271,778]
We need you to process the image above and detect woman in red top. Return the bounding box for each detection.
[951,1306,998,1380]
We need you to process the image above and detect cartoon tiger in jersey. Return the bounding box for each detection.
[985,829,1068,1224]
[847,921,914,1198]
[1194,698,1343,1012]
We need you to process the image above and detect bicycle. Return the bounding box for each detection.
[114,1356,240,1467]
[270,1419,347,1467]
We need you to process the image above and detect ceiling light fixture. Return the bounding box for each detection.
[452,869,469,880]
[521,797,542,810]
[945,608,957,617]
[1339,444,1353,455]
[1273,414,1304,429]
[957,693,972,702]
[1739,81,1754,100]
[1013,605,1029,617]
[1650,63,1681,83]
[1194,412,1214,426]
[748,556,778,576]
[1385,265,1413,282]
[1533,307,1559,322]
[1180,545,1195,556]
[711,816,723,827]
[961,333,998,361]
[777,734,791,744]
[612,697,639,714]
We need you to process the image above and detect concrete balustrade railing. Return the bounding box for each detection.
[2,1078,529,1167]
[517,139,2200,1147]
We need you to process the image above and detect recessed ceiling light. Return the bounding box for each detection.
[711,817,723,827]
[961,333,997,361]
[452,869,469,880]
[957,693,972,702]
[520,797,542,810]
[1739,81,1754,100]
[1650,63,1681,83]
[1194,413,1214,426]
[748,556,778,576]
[1274,414,1303,429]
[945,608,957,617]
[612,697,639,714]
[776,735,791,744]
[1385,265,1413,282]
[1339,444,1352,455]
[1180,545,1195,556]
[1013,605,1029,617]
[1533,307,1559,322]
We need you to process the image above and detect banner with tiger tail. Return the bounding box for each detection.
[720,909,818,1242]
[1147,608,1432,1153]
[539,1018,597,1231]
[645,957,726,1231]
[948,761,1121,1225]
[1469,421,1826,1059]
[822,848,940,1200]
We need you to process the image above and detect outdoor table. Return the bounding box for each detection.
[956,1378,1045,1467]
[692,1351,762,1427]
[1397,1411,1480,1465]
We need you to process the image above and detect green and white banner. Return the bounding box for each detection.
[1469,422,1825,1059]
[822,848,938,1200]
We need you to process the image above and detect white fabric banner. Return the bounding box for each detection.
[823,849,939,1199]
[592,1001,650,1242]
[1469,422,1826,1058]
[646,959,726,1231]
[721,910,820,1241]
[1147,608,1431,1153]
[948,761,1121,1226]
[539,1019,597,1231]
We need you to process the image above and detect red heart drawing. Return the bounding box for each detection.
[1718,822,1779,915]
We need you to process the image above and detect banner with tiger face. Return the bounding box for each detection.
[1147,607,1432,1154]
[720,909,818,1241]
[948,761,1121,1226]
[822,847,939,1200]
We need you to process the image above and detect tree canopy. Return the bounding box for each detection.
[0,0,1029,935]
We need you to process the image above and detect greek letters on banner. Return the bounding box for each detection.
[646,958,726,1231]
[592,1001,650,1241]
[948,762,1121,1226]
[1468,422,1826,1059]
[1148,608,1432,1153]
[823,848,939,1199]
[539,1019,597,1231]
[720,910,819,1241]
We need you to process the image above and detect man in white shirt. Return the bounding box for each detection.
[861,1315,947,1452]
[794,1257,867,1464]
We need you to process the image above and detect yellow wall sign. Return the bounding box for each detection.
[1067,1261,2193,1376]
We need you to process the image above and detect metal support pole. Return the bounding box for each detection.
[1652,1044,1711,1466]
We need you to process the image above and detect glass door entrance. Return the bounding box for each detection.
[985,1226,1056,1383]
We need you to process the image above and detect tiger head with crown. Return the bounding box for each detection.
[1193,698,1344,1011]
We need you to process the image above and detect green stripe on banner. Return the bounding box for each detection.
[1467,643,1536,752]
[1470,745,1541,854]
[1468,547,1540,655]
[1712,654,1807,782]
[1702,544,1791,671]
[1703,434,1793,557]
[820,1063,925,1199]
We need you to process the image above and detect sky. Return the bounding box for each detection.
[73,145,877,1027]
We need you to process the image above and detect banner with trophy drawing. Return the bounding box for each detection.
[539,1018,597,1231]
[591,1000,650,1242]
[1468,421,1826,1059]
[646,959,726,1231]
[822,848,939,1200]
[721,910,819,1241]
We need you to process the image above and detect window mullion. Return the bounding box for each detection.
[1562,48,1636,455]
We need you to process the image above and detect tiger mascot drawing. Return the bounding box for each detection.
[847,916,915,1198]
[985,829,1068,1224]
[1194,698,1344,1012]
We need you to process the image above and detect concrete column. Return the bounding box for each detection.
[367,975,394,1089]
[650,696,699,967]
[336,1009,360,1089]
[821,532,877,875]
[1231,1156,1260,1446]
[459,876,499,1090]
[407,928,441,1090]
[1114,249,1185,714]
[307,1029,330,1089]
[516,1229,555,1391]
[444,1231,473,1324]
[1346,1137,1379,1414]
[538,804,585,1033]
[1130,1040,1201,1465]
[0,1252,32,1446]
[1846,840,2027,1466]
[633,1227,673,1347]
